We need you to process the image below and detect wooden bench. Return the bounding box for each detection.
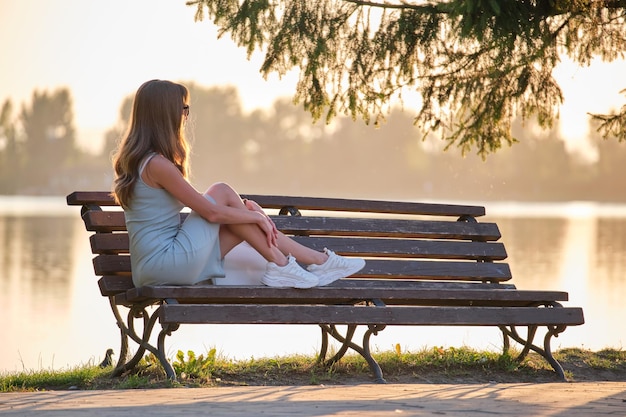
[66,191,584,383]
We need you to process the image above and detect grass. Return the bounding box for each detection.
[2,346,625,392]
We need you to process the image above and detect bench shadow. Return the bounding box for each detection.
[3,383,625,416]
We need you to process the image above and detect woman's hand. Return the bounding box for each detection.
[254,211,278,247]
[243,198,262,213]
[245,199,279,245]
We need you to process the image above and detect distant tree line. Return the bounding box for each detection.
[1,83,625,202]
[0,89,90,195]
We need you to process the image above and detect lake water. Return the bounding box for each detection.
[1,196,625,373]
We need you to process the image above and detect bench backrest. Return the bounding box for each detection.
[66,191,511,297]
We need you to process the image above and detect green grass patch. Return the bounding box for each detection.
[2,346,624,392]
[0,366,107,392]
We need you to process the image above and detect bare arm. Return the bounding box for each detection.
[144,155,272,232]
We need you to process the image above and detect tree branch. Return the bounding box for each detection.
[342,0,441,12]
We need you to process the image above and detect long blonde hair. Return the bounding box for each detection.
[112,80,190,208]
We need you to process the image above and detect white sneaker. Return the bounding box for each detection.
[307,248,366,286]
[262,255,319,288]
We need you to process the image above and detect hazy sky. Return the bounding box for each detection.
[1,0,625,155]
[0,0,299,152]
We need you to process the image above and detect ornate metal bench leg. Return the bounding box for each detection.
[107,301,177,378]
[112,332,129,376]
[322,325,357,366]
[500,323,568,380]
[515,325,538,362]
[320,324,387,383]
[317,324,330,364]
[499,325,510,356]
[157,322,180,380]
[113,305,151,376]
[113,302,181,380]
[108,297,131,377]
[544,324,567,381]
[362,324,387,383]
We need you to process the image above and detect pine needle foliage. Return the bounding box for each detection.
[187,0,626,156]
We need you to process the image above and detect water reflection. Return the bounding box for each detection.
[492,217,567,290]
[597,218,626,284]
[1,199,626,373]
[1,216,76,370]
[488,213,626,352]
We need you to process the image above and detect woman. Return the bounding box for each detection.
[112,79,364,288]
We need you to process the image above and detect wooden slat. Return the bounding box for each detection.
[160,304,585,326]
[88,233,507,260]
[67,191,117,206]
[90,233,129,254]
[81,211,501,241]
[92,254,511,282]
[272,217,501,241]
[319,279,517,290]
[241,194,485,217]
[360,260,511,281]
[67,191,486,217]
[93,255,131,276]
[116,279,519,305]
[290,236,507,260]
[82,211,126,232]
[127,285,570,305]
[98,276,134,296]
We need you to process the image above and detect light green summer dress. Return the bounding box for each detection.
[125,153,225,286]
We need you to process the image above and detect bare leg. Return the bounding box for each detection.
[204,183,364,288]
[205,182,329,266]
[275,232,327,265]
[204,183,323,267]
[205,183,287,265]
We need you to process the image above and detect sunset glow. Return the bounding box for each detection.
[0,0,624,154]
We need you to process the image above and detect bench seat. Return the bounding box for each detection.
[159,304,583,327]
[120,284,568,307]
